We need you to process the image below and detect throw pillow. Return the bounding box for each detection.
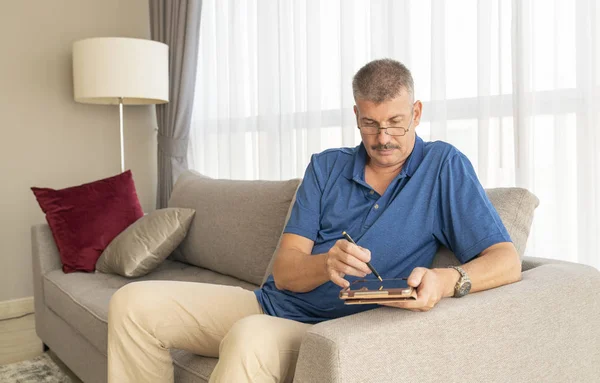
[261,182,301,286]
[167,170,301,286]
[31,171,144,273]
[96,208,195,277]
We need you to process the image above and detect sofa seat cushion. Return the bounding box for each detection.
[171,349,217,382]
[43,259,257,377]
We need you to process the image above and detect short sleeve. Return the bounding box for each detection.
[433,152,512,263]
[283,154,323,241]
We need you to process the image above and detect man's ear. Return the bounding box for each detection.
[353,105,359,125]
[413,100,423,126]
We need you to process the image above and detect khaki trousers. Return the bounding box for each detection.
[107,281,312,383]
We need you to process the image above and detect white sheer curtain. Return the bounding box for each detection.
[189,0,599,269]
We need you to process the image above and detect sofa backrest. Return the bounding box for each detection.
[168,170,301,286]
[486,188,539,256]
[170,170,539,286]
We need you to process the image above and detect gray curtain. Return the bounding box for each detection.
[149,0,202,208]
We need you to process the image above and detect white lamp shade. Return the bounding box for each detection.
[73,37,169,105]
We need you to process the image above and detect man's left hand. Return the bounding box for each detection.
[379,267,458,312]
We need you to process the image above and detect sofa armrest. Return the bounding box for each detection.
[294,262,600,383]
[521,255,574,271]
[31,224,62,275]
[31,224,62,320]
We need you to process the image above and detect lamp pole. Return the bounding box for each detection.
[119,97,125,173]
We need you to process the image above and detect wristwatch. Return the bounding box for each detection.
[449,266,471,298]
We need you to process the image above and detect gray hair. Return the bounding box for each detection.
[352,59,414,103]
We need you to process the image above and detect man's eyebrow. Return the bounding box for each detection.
[360,114,406,122]
[388,114,406,120]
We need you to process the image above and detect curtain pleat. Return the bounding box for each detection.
[149,0,203,208]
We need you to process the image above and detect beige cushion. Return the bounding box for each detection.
[96,208,195,277]
[168,170,301,286]
[260,182,301,286]
[486,187,539,257]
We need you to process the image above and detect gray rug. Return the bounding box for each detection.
[0,353,72,383]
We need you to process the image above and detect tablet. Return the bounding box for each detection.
[339,278,417,305]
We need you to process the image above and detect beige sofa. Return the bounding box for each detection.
[31,170,600,382]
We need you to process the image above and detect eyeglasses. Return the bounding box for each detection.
[358,111,414,136]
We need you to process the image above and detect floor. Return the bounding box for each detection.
[47,349,83,383]
[0,312,83,382]
[0,312,41,365]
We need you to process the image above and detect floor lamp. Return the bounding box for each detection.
[72,37,169,173]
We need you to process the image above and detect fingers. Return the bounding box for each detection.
[380,297,435,311]
[357,246,372,263]
[324,252,349,288]
[407,267,427,288]
[326,240,374,288]
[379,269,441,312]
[331,240,372,275]
[325,253,368,286]
[329,270,350,288]
[330,258,367,278]
[337,240,371,263]
[380,302,428,312]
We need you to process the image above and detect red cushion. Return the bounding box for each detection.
[31,171,144,273]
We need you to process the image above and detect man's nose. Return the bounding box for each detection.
[377,128,391,144]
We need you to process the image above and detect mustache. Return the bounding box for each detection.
[371,143,400,150]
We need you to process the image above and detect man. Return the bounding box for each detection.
[108,59,521,383]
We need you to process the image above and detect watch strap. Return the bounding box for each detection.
[449,266,471,297]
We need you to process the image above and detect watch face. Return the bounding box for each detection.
[458,281,472,296]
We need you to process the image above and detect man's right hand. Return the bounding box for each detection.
[325,240,373,288]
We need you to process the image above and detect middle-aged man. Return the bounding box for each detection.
[108,58,521,383]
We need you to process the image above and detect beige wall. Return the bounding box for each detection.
[0,0,157,302]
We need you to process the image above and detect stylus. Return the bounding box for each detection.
[342,231,383,282]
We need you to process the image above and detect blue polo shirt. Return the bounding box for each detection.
[254,135,511,324]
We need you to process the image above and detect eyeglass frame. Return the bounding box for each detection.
[357,109,415,136]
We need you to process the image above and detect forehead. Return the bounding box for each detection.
[356,95,412,120]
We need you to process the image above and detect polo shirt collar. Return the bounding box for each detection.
[343,134,425,181]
